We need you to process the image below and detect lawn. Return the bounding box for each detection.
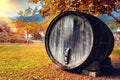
[110,46,120,63]
[112,46,120,54]
[0,43,119,80]
[0,43,51,76]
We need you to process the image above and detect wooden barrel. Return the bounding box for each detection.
[45,11,114,69]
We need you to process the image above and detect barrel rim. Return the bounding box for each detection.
[45,11,95,69]
[84,14,114,61]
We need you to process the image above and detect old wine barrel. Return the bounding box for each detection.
[45,11,114,69]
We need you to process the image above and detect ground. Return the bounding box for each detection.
[0,43,120,80]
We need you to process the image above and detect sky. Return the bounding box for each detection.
[0,0,42,17]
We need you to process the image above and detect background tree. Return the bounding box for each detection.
[99,13,120,29]
[0,25,4,32]
[14,20,25,35]
[16,7,47,40]
[29,0,120,23]
[107,18,120,29]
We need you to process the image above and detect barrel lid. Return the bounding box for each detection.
[45,11,94,69]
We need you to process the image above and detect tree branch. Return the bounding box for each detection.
[110,13,120,23]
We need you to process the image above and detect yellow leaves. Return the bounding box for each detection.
[0,25,4,32]
[28,0,118,18]
[50,0,55,4]
[104,4,108,7]
[39,8,50,18]
[115,1,120,6]
[51,5,57,12]
[94,13,99,17]
[9,23,16,28]
[29,0,39,3]
[89,3,93,7]
[65,0,71,4]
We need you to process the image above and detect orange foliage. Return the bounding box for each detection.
[14,20,25,28]
[0,25,4,32]
[29,0,120,18]
[14,19,48,35]
[38,22,49,32]
[29,0,38,3]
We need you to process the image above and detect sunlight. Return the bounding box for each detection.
[0,0,22,17]
[0,0,41,17]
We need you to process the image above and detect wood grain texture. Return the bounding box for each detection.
[49,15,93,68]
[45,11,114,69]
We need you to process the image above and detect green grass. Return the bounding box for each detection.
[0,43,120,79]
[0,44,119,75]
[112,46,120,54]
[0,43,52,75]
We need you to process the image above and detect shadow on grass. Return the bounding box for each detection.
[100,63,120,78]
[64,63,120,78]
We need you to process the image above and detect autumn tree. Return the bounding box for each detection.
[107,18,120,29]
[17,7,39,42]
[14,20,25,35]
[0,25,4,32]
[29,0,120,23]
